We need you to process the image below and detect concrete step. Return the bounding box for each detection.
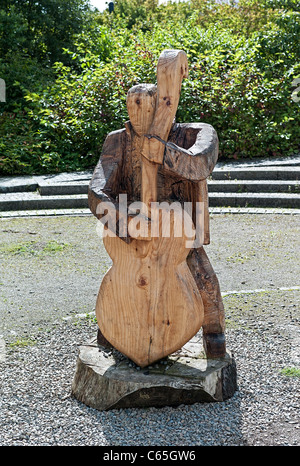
[0,191,299,211]
[0,171,92,194]
[208,180,300,193]
[39,179,300,196]
[0,177,38,194]
[38,181,89,196]
[211,166,300,181]
[1,164,300,211]
[215,154,300,169]
[0,192,89,211]
[208,192,300,208]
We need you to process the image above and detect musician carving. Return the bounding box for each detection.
[89,50,226,367]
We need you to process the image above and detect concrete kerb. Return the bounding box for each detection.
[1,207,300,219]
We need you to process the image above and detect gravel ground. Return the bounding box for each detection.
[0,213,299,446]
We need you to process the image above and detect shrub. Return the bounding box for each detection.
[0,0,299,175]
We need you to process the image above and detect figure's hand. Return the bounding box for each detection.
[163,123,219,181]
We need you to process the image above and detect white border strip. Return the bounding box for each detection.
[222,286,300,296]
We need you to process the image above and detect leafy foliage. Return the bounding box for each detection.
[0,0,299,175]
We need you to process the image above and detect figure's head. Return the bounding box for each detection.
[126,84,157,137]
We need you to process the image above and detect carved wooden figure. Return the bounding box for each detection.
[89,50,226,367]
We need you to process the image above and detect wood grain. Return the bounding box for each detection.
[163,123,219,181]
[141,49,188,164]
[95,50,205,367]
[98,223,204,367]
[88,122,216,243]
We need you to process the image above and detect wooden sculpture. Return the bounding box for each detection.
[89,49,226,367]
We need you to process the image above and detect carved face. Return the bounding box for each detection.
[126,84,157,137]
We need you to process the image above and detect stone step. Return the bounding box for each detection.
[0,171,92,194]
[208,180,299,193]
[1,165,300,211]
[215,154,300,169]
[0,177,38,194]
[39,179,300,196]
[0,192,89,211]
[38,181,89,196]
[208,192,300,209]
[0,191,299,211]
[211,166,300,181]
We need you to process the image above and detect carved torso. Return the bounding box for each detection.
[89,121,214,244]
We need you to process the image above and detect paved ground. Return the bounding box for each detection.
[0,207,299,446]
[0,212,299,339]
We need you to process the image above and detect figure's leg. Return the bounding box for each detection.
[187,246,226,358]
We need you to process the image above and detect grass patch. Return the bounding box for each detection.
[0,240,70,256]
[280,367,300,378]
[72,311,97,327]
[0,241,36,255]
[41,240,69,254]
[84,313,97,323]
[9,338,36,348]
[226,250,257,264]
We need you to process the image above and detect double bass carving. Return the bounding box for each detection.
[89,50,226,367]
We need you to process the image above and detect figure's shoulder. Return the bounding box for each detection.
[169,122,218,151]
[172,122,217,136]
[106,127,127,138]
[96,128,130,166]
[102,127,127,149]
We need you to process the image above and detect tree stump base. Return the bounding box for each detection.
[71,333,237,410]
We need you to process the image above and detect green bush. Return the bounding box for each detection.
[0,0,299,175]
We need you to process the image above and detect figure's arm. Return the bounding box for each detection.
[162,123,219,181]
[89,125,146,243]
[88,128,125,210]
[88,128,130,238]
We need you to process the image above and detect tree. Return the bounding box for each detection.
[0,0,92,109]
[0,0,91,63]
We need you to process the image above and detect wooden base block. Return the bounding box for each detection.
[71,333,237,411]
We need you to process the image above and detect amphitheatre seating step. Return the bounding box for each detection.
[1,162,300,210]
[0,192,89,211]
[38,180,89,196]
[0,191,299,210]
[208,192,300,209]
[211,166,300,181]
[208,179,299,193]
